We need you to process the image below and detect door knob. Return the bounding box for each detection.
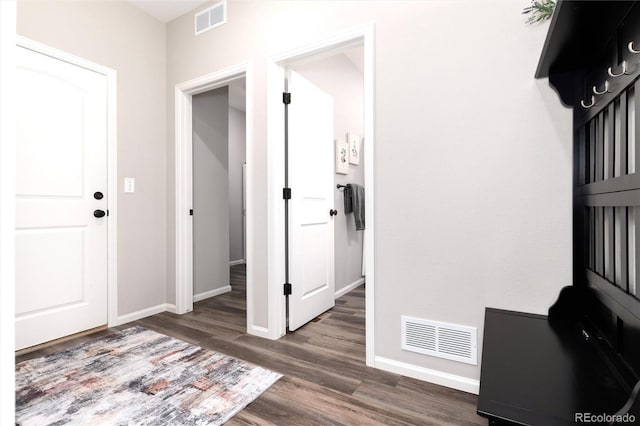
[93,209,106,218]
[93,191,104,200]
[329,209,338,216]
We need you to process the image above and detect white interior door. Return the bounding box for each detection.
[288,70,335,331]
[15,45,108,350]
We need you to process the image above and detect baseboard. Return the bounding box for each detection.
[374,356,480,395]
[194,285,232,302]
[247,324,273,339]
[165,303,177,314]
[229,259,245,266]
[335,278,365,299]
[112,303,168,327]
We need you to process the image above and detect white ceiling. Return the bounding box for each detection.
[128,0,209,23]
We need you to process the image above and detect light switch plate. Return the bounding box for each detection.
[124,177,135,193]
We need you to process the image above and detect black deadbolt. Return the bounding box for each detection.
[94,191,104,200]
[329,209,338,216]
[93,209,106,218]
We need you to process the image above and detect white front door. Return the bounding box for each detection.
[287,70,335,331]
[15,45,108,350]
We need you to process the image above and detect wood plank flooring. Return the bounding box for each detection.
[17,265,485,425]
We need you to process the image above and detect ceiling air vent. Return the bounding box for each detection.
[194,1,226,36]
[401,316,477,365]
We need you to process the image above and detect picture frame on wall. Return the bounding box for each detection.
[336,139,349,174]
[348,133,361,165]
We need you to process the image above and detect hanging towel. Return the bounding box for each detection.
[343,184,353,214]
[351,184,365,231]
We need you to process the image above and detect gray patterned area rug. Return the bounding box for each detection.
[16,326,282,425]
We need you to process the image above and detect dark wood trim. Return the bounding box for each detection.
[620,91,628,176]
[606,207,615,282]
[578,126,587,185]
[580,173,640,195]
[587,269,640,324]
[596,112,604,182]
[536,1,635,79]
[575,73,640,128]
[607,104,615,179]
[634,206,640,297]
[619,207,629,292]
[484,307,547,320]
[596,207,604,275]
[635,80,640,173]
[589,120,596,183]
[585,189,640,207]
[590,207,595,270]
[575,126,587,286]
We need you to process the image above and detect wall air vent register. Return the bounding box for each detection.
[401,315,478,365]
[195,1,226,36]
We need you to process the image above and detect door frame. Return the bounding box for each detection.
[0,1,16,421]
[267,24,376,365]
[174,64,254,325]
[14,37,119,327]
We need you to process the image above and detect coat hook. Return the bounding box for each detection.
[592,81,610,95]
[629,41,640,54]
[608,60,628,77]
[581,96,595,109]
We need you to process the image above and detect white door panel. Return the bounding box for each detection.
[15,46,108,350]
[17,69,85,197]
[288,70,335,331]
[15,227,85,314]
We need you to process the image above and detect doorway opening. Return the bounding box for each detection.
[174,65,254,334]
[267,25,375,365]
[191,79,247,311]
[284,47,366,332]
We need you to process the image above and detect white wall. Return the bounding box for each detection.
[7,0,571,393]
[0,1,16,422]
[228,107,246,263]
[167,0,572,384]
[291,51,365,293]
[193,87,230,296]
[17,1,168,318]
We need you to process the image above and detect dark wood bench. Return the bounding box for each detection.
[477,304,638,425]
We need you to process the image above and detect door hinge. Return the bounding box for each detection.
[283,92,291,105]
[189,209,194,216]
[283,187,291,200]
[284,283,292,295]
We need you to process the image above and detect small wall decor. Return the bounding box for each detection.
[348,133,361,165]
[336,139,349,174]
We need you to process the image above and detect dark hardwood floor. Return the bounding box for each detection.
[17,265,485,425]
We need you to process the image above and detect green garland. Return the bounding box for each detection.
[522,0,556,24]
